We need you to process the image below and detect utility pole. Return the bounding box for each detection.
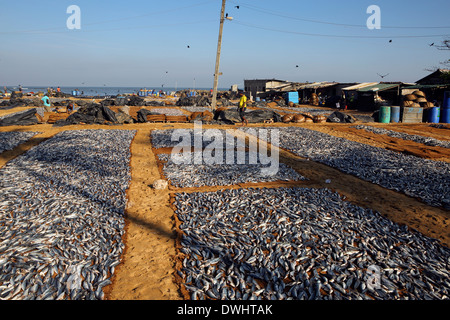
[211,0,227,111]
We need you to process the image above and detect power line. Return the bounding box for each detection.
[233,20,450,39]
[0,20,216,35]
[0,0,217,35]
[229,1,450,30]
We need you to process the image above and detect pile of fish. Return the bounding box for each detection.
[0,131,40,154]
[146,108,186,116]
[0,129,135,300]
[241,127,450,208]
[353,125,450,149]
[181,107,212,113]
[151,128,231,150]
[175,187,450,300]
[158,152,305,188]
[153,128,305,187]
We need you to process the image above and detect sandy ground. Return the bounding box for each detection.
[0,104,449,300]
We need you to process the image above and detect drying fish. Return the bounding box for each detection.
[240,127,450,209]
[175,188,450,300]
[0,129,135,300]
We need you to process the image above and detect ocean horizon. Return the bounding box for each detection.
[3,86,231,97]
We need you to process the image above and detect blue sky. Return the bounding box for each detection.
[0,0,449,89]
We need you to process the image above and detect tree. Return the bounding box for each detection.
[425,39,450,82]
[435,39,450,51]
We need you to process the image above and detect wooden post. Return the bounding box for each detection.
[211,0,227,111]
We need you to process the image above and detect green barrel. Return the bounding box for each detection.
[379,106,391,123]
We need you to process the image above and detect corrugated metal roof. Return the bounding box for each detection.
[357,83,400,92]
[342,82,378,91]
[298,81,339,89]
[272,82,304,91]
[311,82,339,89]
[297,82,318,89]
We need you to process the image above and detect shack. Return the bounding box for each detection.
[341,83,377,109]
[297,82,358,106]
[415,69,450,85]
[244,79,291,100]
[402,69,450,105]
[297,82,335,103]
[401,84,450,107]
[342,82,401,111]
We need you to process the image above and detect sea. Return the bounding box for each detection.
[4,86,229,98]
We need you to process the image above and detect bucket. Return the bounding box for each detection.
[379,106,391,123]
[428,107,440,123]
[390,106,400,123]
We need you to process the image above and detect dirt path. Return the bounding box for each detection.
[106,129,181,300]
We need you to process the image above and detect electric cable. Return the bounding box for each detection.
[229,0,450,30]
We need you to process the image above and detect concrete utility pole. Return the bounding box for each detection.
[211,0,227,111]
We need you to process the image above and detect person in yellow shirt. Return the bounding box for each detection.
[238,92,248,126]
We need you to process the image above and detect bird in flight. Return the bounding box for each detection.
[429,43,434,46]
[377,73,389,79]
[389,40,392,43]
[235,6,240,9]
[296,65,299,68]
[187,45,190,48]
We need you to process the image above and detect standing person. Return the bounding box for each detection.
[41,93,51,112]
[57,86,61,93]
[238,92,248,126]
[349,93,355,109]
